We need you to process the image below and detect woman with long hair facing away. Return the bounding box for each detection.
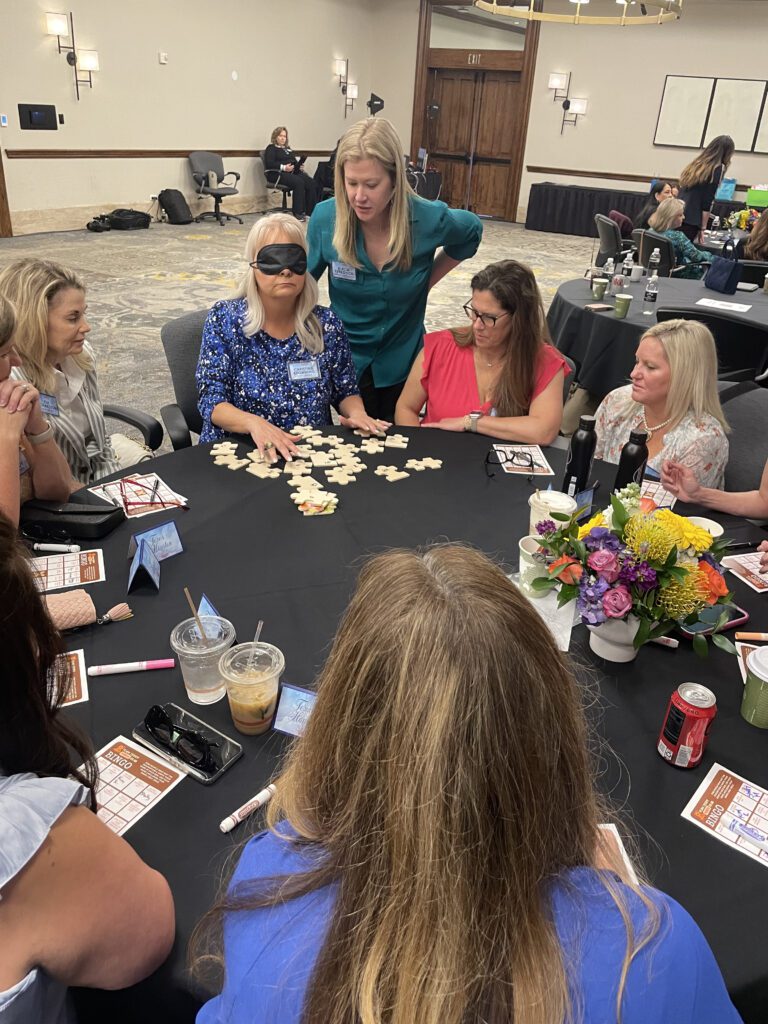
[0,294,71,525]
[193,544,740,1024]
[595,319,728,486]
[744,209,768,261]
[0,513,174,1021]
[648,198,714,279]
[633,179,672,230]
[307,117,482,421]
[395,259,568,443]
[196,213,387,463]
[677,134,735,242]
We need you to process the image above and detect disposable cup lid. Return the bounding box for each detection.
[219,642,285,683]
[747,647,768,684]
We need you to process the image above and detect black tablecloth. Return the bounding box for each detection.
[65,434,768,1024]
[548,276,768,398]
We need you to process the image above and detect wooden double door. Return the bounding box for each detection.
[426,67,524,220]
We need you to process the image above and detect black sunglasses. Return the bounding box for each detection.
[144,704,220,772]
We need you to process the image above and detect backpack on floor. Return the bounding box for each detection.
[108,208,151,230]
[158,189,193,225]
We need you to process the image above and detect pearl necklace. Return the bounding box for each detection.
[642,409,674,436]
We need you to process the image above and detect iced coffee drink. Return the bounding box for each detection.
[219,643,285,735]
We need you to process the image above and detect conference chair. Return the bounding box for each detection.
[188,152,243,226]
[594,214,632,268]
[739,260,768,287]
[608,209,634,240]
[719,382,768,492]
[656,307,768,384]
[103,404,164,452]
[159,309,208,450]
[262,149,292,212]
[637,230,682,278]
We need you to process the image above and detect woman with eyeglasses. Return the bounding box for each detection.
[196,213,386,464]
[395,260,569,443]
[0,512,175,1021]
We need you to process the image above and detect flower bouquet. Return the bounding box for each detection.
[530,484,735,658]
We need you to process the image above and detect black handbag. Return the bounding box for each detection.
[107,208,151,230]
[703,242,741,294]
[20,499,125,540]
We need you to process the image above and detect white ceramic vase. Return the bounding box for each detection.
[587,614,641,663]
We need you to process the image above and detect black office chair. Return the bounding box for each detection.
[739,260,768,286]
[594,214,632,268]
[188,151,243,226]
[102,405,164,451]
[262,149,292,212]
[637,230,684,278]
[656,307,768,384]
[719,382,768,492]
[159,309,208,450]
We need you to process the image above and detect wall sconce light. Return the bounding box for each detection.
[334,58,349,91]
[344,82,358,118]
[562,96,588,131]
[547,72,570,102]
[46,11,99,100]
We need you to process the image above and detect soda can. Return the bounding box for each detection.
[657,682,717,769]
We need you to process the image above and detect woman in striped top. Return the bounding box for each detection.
[0,258,121,487]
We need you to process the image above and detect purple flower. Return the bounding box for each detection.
[535,519,557,536]
[619,560,657,593]
[701,551,723,574]
[584,527,623,553]
[587,549,620,583]
[602,584,633,619]
[577,574,609,625]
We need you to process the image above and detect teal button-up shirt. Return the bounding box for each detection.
[307,195,482,387]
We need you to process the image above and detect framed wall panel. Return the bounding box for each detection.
[755,97,768,154]
[707,78,767,152]
[653,75,714,148]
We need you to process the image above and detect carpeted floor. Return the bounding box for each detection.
[0,216,594,445]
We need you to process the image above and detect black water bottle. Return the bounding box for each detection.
[614,430,649,491]
[562,415,597,498]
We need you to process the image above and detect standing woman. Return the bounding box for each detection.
[264,126,319,222]
[308,118,483,421]
[677,135,734,242]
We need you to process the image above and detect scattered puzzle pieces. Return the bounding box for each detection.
[406,457,443,471]
[360,439,385,455]
[245,463,281,479]
[325,468,357,486]
[383,470,410,482]
[384,433,409,449]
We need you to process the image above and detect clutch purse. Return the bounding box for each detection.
[44,589,132,631]
[20,499,125,540]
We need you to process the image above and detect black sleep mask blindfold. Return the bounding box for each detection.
[250,243,307,275]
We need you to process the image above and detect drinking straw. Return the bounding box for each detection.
[247,620,264,671]
[183,585,208,641]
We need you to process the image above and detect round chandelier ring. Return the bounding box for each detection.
[473,0,684,26]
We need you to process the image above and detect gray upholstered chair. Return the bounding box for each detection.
[656,307,768,384]
[159,309,208,449]
[739,260,768,286]
[719,382,768,492]
[594,214,632,267]
[188,151,243,226]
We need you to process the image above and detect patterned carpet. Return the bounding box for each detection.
[0,217,594,445]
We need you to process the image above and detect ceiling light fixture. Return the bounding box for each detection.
[474,0,683,27]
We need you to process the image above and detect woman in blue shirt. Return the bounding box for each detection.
[307,117,483,421]
[193,546,741,1024]
[196,214,387,463]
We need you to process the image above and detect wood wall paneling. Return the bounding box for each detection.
[4,149,332,160]
[0,152,12,237]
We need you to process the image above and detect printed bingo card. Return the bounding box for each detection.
[31,549,105,593]
[92,736,185,835]
[722,552,768,594]
[57,649,88,706]
[682,762,768,869]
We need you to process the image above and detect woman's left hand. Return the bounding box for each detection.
[422,417,467,433]
[339,413,390,436]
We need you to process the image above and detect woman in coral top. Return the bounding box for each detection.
[395,260,568,443]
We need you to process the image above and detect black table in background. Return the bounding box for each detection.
[66,434,768,1024]
[548,276,768,398]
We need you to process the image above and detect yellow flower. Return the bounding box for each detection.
[577,511,606,540]
[657,567,710,619]
[654,509,713,555]
[623,513,677,563]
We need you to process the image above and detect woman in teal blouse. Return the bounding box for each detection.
[307,118,482,420]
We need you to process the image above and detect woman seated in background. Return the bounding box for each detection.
[197,213,387,463]
[595,319,728,487]
[744,209,768,262]
[633,179,672,230]
[0,514,174,1021]
[0,258,147,487]
[263,126,319,222]
[0,295,71,526]
[648,198,714,280]
[395,260,568,444]
[678,135,735,242]
[192,544,740,1024]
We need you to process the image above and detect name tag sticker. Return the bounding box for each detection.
[288,360,321,382]
[39,393,60,417]
[331,261,357,282]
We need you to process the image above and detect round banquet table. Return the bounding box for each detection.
[547,276,768,399]
[62,432,768,1024]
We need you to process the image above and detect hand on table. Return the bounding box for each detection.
[422,417,466,433]
[758,540,768,574]
[339,413,390,436]
[661,460,702,504]
[248,418,300,464]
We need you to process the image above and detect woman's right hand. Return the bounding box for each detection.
[284,163,295,173]
[248,417,300,464]
[661,459,701,503]
[0,378,36,440]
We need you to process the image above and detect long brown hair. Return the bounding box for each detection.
[452,260,550,417]
[0,514,97,803]
[678,135,734,190]
[192,545,659,1024]
[745,209,768,261]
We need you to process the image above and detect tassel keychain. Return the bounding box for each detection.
[44,590,133,632]
[97,602,133,625]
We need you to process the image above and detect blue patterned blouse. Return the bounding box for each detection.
[196,300,360,442]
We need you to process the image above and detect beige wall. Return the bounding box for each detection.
[519,0,768,219]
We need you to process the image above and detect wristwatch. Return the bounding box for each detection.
[465,411,482,433]
[25,420,54,445]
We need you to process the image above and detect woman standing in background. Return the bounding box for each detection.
[677,135,734,243]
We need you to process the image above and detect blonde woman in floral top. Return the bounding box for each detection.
[594,319,729,488]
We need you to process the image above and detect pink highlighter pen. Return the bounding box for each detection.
[87,659,175,677]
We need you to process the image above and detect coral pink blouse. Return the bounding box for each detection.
[420,329,569,424]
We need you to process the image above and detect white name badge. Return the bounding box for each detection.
[331,261,357,281]
[288,359,321,382]
[39,392,60,417]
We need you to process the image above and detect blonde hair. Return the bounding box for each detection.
[0,294,16,349]
[679,135,735,191]
[640,319,729,431]
[648,197,685,233]
[232,213,322,354]
[192,545,661,1024]
[0,258,91,392]
[270,125,288,145]
[333,117,415,271]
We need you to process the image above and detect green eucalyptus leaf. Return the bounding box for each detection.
[634,617,652,648]
[550,511,571,522]
[530,577,555,591]
[712,633,737,655]
[610,494,630,530]
[692,633,708,659]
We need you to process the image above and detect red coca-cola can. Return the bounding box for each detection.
[657,682,717,769]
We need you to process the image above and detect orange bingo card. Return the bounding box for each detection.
[92,736,185,835]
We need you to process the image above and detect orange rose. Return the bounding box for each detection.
[698,560,728,605]
[549,554,583,585]
[638,496,658,514]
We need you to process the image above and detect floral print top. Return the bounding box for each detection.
[594,385,728,488]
